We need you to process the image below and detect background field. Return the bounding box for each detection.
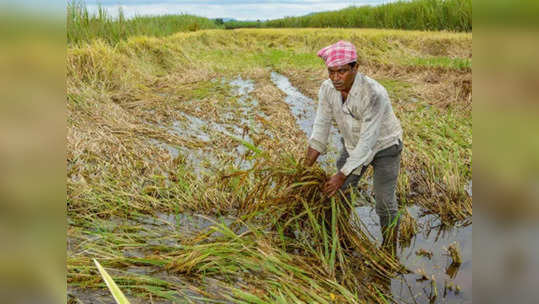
[68,0,472,45]
[253,0,471,31]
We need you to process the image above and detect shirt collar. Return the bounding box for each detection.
[349,72,362,97]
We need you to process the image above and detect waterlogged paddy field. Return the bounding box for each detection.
[67,29,472,303]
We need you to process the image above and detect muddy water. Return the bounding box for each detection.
[273,72,472,303]
[356,206,472,303]
[270,72,341,169]
[68,210,247,303]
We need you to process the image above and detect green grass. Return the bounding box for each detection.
[224,20,263,29]
[67,1,221,45]
[378,79,414,102]
[406,56,471,69]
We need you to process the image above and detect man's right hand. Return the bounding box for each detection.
[304,147,321,167]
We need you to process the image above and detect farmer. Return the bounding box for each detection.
[303,40,403,253]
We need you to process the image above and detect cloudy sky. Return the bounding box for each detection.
[85,0,397,21]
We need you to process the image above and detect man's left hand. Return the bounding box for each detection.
[323,171,347,197]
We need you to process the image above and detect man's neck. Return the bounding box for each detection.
[341,90,350,103]
[340,74,356,103]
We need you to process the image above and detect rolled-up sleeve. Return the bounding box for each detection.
[308,85,332,154]
[340,93,387,176]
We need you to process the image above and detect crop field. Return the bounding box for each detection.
[67,28,472,303]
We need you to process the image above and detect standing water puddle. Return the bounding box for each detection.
[271,71,471,303]
[356,205,472,303]
[270,72,341,169]
[149,76,267,175]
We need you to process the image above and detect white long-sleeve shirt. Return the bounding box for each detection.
[308,73,403,176]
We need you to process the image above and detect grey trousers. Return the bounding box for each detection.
[337,139,403,229]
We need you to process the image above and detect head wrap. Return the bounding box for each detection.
[317,40,357,67]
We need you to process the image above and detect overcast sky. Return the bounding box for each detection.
[85,0,398,21]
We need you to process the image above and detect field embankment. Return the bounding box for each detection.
[67,28,472,303]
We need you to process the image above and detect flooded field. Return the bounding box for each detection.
[67,28,472,303]
[267,72,472,303]
[270,72,341,170]
[148,76,264,175]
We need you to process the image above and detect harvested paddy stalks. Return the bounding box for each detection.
[446,241,462,266]
[416,248,434,259]
[68,154,408,303]
[399,208,418,248]
[216,155,407,299]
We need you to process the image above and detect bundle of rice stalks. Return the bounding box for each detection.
[162,215,398,303]
[399,208,418,248]
[446,241,462,266]
[216,154,407,296]
[69,152,409,302]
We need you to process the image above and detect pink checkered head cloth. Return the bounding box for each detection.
[317,40,357,67]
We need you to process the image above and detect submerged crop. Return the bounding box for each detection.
[67,28,472,303]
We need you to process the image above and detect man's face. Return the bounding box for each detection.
[328,63,358,93]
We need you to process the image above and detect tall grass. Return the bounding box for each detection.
[67,1,221,45]
[263,0,471,32]
[224,20,263,29]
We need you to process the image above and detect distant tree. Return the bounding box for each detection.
[215,18,224,25]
